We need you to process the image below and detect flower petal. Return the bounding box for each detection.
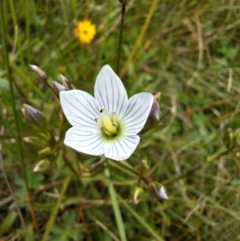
[104,135,140,161]
[60,90,100,130]
[64,127,105,156]
[121,93,153,135]
[94,65,128,115]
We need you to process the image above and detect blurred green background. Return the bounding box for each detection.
[1,0,240,240]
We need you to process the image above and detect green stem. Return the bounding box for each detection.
[41,177,71,241]
[0,0,38,231]
[162,164,201,187]
[118,195,165,241]
[120,0,159,78]
[62,155,80,178]
[116,0,126,74]
[9,0,17,27]
[11,62,43,97]
[206,148,229,162]
[109,160,151,184]
[25,0,30,64]
[104,160,127,241]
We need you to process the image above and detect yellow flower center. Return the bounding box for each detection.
[102,116,118,136]
[95,108,119,137]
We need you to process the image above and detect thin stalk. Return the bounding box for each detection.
[9,0,18,64]
[41,177,71,241]
[0,0,38,231]
[118,195,165,241]
[62,152,80,178]
[70,0,77,20]
[120,0,159,78]
[162,164,201,187]
[109,160,151,184]
[206,148,229,162]
[116,0,126,74]
[25,0,30,64]
[104,160,127,241]
[11,62,43,97]
[9,0,17,27]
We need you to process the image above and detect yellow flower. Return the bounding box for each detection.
[73,20,96,44]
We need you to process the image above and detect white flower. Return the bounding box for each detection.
[60,65,153,161]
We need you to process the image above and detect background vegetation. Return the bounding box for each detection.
[1,0,240,240]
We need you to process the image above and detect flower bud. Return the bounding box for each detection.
[38,147,52,157]
[133,187,144,204]
[23,136,46,150]
[141,93,161,133]
[149,101,161,121]
[29,64,48,80]
[22,104,46,126]
[147,182,168,202]
[33,159,50,172]
[59,74,69,88]
[150,92,161,120]
[52,81,68,96]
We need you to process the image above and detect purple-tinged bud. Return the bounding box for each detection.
[150,92,161,121]
[22,104,46,126]
[148,182,168,202]
[59,74,69,89]
[52,81,68,96]
[29,64,48,80]
[141,92,161,133]
[149,101,161,121]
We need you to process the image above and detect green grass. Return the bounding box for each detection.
[1,0,240,240]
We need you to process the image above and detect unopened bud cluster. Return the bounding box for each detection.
[30,64,71,97]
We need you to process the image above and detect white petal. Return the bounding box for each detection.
[94,65,128,115]
[60,90,100,130]
[104,135,140,161]
[64,127,105,156]
[121,93,153,135]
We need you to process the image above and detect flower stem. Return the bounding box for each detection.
[109,160,151,184]
[25,0,30,64]
[104,160,127,241]
[118,195,165,241]
[41,177,71,241]
[206,148,229,162]
[0,0,38,232]
[62,152,80,178]
[116,0,126,75]
[120,0,159,78]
